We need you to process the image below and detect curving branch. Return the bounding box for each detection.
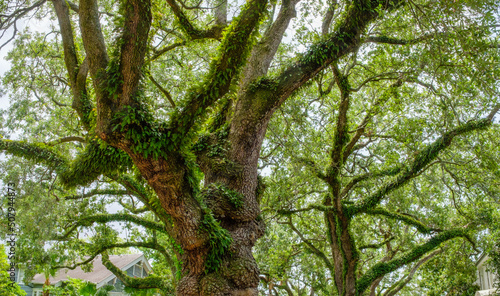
[102,252,174,291]
[53,241,169,270]
[148,41,186,62]
[340,167,402,199]
[284,217,335,273]
[164,0,225,40]
[268,0,404,104]
[356,229,467,294]
[364,207,439,234]
[55,213,171,240]
[63,189,129,200]
[348,117,493,216]
[148,73,176,108]
[46,136,86,146]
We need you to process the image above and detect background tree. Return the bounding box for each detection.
[0,0,499,295]
[0,244,26,296]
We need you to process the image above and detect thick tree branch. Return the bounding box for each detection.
[239,0,300,89]
[327,63,351,203]
[118,0,152,107]
[0,139,67,172]
[79,0,108,77]
[270,0,404,104]
[0,139,133,189]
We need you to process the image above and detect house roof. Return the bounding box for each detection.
[32,253,144,286]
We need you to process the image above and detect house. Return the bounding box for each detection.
[475,253,499,296]
[15,253,153,296]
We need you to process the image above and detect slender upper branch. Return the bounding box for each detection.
[286,218,335,272]
[340,167,402,198]
[165,0,225,40]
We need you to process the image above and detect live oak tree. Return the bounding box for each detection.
[0,0,499,296]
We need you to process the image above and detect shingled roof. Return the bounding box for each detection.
[32,253,144,286]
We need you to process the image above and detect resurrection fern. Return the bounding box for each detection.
[200,212,233,273]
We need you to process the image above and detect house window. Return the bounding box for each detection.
[133,263,143,277]
[33,290,43,296]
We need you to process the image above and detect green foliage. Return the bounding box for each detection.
[0,245,26,296]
